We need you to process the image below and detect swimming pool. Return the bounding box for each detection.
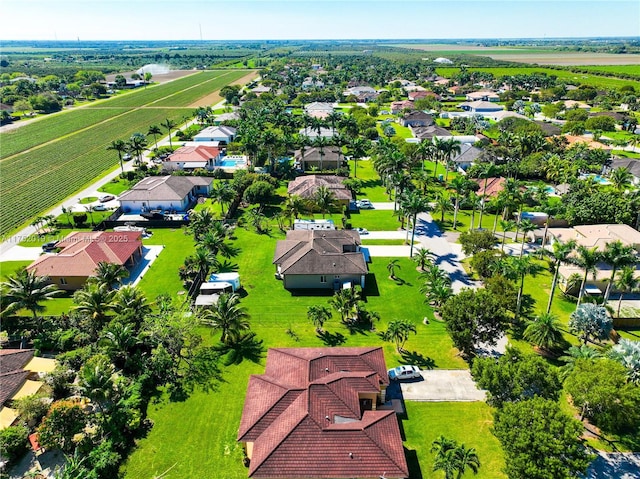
[219,159,246,167]
[582,173,611,185]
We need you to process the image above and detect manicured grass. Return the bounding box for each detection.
[98,178,134,196]
[351,210,404,231]
[0,261,31,279]
[78,197,98,204]
[403,401,507,479]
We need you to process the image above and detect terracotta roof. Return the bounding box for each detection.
[287,176,352,201]
[238,347,407,478]
[273,230,367,276]
[27,231,141,278]
[166,145,221,163]
[563,135,611,150]
[0,370,30,405]
[0,349,34,374]
[408,91,440,101]
[474,177,506,198]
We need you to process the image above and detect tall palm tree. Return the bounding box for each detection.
[499,219,516,252]
[313,185,336,218]
[401,190,430,257]
[383,319,417,352]
[200,293,250,345]
[601,241,637,304]
[72,283,115,327]
[467,192,482,231]
[438,137,461,184]
[128,133,148,165]
[523,313,564,352]
[191,247,218,282]
[147,124,162,152]
[614,266,640,318]
[106,139,128,175]
[161,118,177,149]
[348,137,369,178]
[433,192,453,223]
[209,181,235,216]
[449,176,469,230]
[2,269,61,326]
[329,288,360,324]
[501,256,542,322]
[571,245,601,306]
[284,195,307,226]
[476,162,497,229]
[609,167,632,192]
[545,239,577,314]
[313,136,330,171]
[307,305,332,332]
[91,261,129,291]
[518,219,537,258]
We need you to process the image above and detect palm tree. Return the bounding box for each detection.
[571,245,601,306]
[147,124,162,152]
[449,176,469,230]
[128,133,148,165]
[467,192,482,231]
[313,136,330,171]
[161,118,177,149]
[387,259,401,279]
[348,137,369,178]
[72,283,115,327]
[614,266,640,318]
[413,248,434,271]
[601,240,637,304]
[200,293,250,345]
[201,230,235,259]
[209,181,235,216]
[77,356,115,413]
[191,247,218,283]
[400,190,430,257]
[2,269,61,325]
[501,256,542,322]
[545,239,576,314]
[383,319,417,352]
[100,322,139,368]
[112,285,151,320]
[329,288,360,324]
[523,313,564,352]
[313,185,336,218]
[307,305,332,332]
[106,139,128,174]
[518,219,537,258]
[433,192,453,223]
[453,444,481,479]
[284,195,307,226]
[431,436,481,479]
[424,279,454,312]
[476,162,497,229]
[609,167,633,192]
[91,261,129,291]
[499,219,516,253]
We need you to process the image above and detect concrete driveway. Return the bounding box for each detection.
[365,245,411,257]
[0,246,44,261]
[389,370,486,402]
[363,231,406,240]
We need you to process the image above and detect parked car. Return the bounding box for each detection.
[99,195,115,203]
[355,227,369,235]
[42,241,58,252]
[122,153,132,161]
[388,365,421,381]
[92,204,109,211]
[357,199,374,209]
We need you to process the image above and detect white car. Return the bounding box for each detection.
[355,227,369,235]
[357,199,374,209]
[388,365,421,381]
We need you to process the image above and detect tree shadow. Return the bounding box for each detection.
[316,330,347,346]
[400,350,436,370]
[215,333,265,366]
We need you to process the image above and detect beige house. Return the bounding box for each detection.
[287,175,352,207]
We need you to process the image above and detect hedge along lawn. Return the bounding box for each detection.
[403,401,506,479]
[435,67,640,90]
[123,224,466,479]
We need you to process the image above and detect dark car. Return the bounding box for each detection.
[42,241,58,252]
[141,210,165,220]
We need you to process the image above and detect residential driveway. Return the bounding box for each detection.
[365,245,411,257]
[390,370,486,402]
[370,202,395,210]
[0,246,44,262]
[585,451,640,479]
[122,245,163,287]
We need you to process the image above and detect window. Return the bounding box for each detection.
[320,275,327,283]
[334,275,340,279]
[59,278,67,285]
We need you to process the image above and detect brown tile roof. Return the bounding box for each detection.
[287,175,352,202]
[273,231,367,276]
[0,370,30,405]
[238,347,407,478]
[27,231,141,278]
[0,349,34,374]
[166,145,221,163]
[474,176,507,198]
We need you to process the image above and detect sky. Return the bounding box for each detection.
[1,0,639,41]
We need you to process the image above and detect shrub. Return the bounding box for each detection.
[0,425,29,465]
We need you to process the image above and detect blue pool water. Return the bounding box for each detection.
[585,174,610,185]
[219,160,246,167]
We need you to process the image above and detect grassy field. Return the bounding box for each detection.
[0,70,252,237]
[579,65,640,76]
[435,67,640,90]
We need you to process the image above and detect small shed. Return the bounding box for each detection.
[208,272,241,291]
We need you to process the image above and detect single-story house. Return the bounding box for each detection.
[162,145,224,171]
[458,100,504,114]
[1,349,56,429]
[465,91,500,102]
[488,110,528,122]
[398,110,434,128]
[302,78,325,90]
[213,111,240,124]
[238,347,409,479]
[473,176,507,198]
[535,121,562,137]
[298,127,337,139]
[251,85,271,95]
[26,231,143,291]
[294,147,342,170]
[119,176,213,213]
[390,100,415,114]
[273,230,368,290]
[287,175,353,206]
[606,158,640,185]
[545,224,640,296]
[563,135,611,150]
[411,125,452,141]
[304,102,334,119]
[344,86,377,96]
[563,100,591,111]
[451,144,483,172]
[408,90,441,101]
[193,125,237,144]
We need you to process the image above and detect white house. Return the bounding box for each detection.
[119,176,212,213]
[193,125,237,144]
[458,100,504,114]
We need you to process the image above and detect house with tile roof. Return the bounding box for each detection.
[398,111,434,128]
[293,147,342,171]
[390,100,415,115]
[273,230,368,290]
[1,349,56,429]
[473,176,507,199]
[162,145,224,171]
[451,144,483,172]
[304,102,335,119]
[458,100,504,114]
[288,175,353,207]
[238,347,409,479]
[408,90,441,102]
[193,125,237,144]
[411,125,452,141]
[119,176,213,213]
[27,231,143,290]
[465,90,500,102]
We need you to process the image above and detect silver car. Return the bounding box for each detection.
[388,365,421,381]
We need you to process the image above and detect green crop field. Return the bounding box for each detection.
[435,67,640,90]
[578,65,640,76]
[0,70,253,236]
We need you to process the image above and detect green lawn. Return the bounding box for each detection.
[98,177,134,196]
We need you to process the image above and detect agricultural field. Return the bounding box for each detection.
[435,66,640,90]
[578,65,640,76]
[0,70,254,236]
